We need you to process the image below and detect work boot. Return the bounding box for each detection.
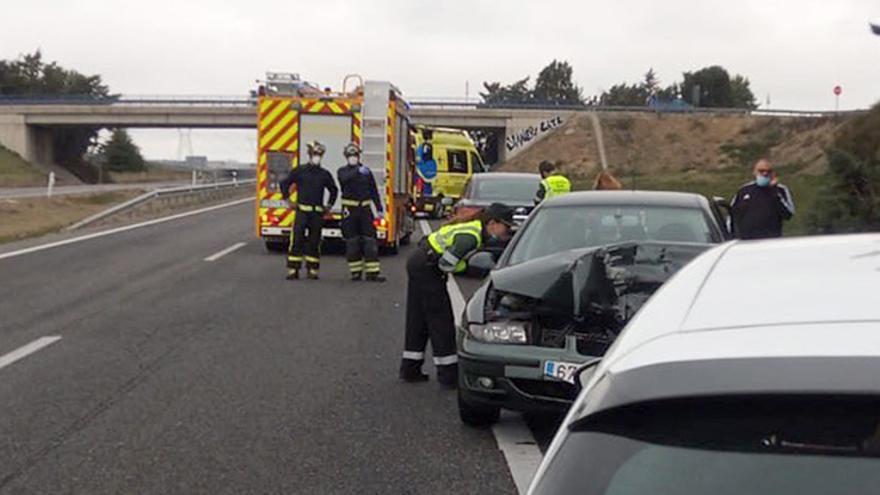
[437,364,459,390]
[351,272,363,281]
[285,269,299,280]
[365,273,386,283]
[399,368,429,383]
[307,269,319,280]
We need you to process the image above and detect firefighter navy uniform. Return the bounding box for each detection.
[337,145,385,282]
[280,159,338,280]
[400,220,483,386]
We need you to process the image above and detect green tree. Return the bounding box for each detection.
[0,51,111,175]
[730,74,758,109]
[600,83,648,106]
[808,103,880,233]
[100,129,146,172]
[681,65,732,107]
[533,60,583,105]
[480,77,533,105]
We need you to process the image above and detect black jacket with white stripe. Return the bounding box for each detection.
[729,181,795,239]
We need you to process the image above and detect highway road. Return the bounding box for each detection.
[0,200,556,494]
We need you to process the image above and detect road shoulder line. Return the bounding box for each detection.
[0,197,253,261]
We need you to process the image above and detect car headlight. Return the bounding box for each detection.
[468,321,529,344]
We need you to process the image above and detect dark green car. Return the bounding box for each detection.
[457,191,728,426]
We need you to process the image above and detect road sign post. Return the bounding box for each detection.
[834,85,842,112]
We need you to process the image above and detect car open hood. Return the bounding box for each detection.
[490,242,712,318]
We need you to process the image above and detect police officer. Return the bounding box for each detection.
[280,141,338,280]
[729,159,795,239]
[337,143,386,282]
[535,160,571,203]
[399,203,515,388]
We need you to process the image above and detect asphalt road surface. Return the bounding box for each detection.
[0,201,560,494]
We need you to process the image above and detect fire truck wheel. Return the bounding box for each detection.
[264,240,287,253]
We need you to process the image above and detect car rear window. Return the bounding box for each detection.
[471,177,540,202]
[532,396,880,495]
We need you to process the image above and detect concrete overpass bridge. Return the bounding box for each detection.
[0,97,572,168]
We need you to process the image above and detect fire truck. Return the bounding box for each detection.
[254,73,415,253]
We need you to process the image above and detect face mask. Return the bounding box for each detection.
[755,174,771,187]
[310,156,322,166]
[347,156,359,166]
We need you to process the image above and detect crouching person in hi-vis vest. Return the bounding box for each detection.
[280,141,338,280]
[337,143,386,282]
[535,160,571,204]
[399,203,515,388]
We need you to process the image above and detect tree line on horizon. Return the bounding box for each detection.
[481,60,757,109]
[0,51,144,175]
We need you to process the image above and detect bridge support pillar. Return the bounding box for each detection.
[0,115,54,166]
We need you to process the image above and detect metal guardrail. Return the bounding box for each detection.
[66,179,256,231]
[0,94,866,117]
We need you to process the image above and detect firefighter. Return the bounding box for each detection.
[399,203,515,388]
[280,141,338,280]
[337,142,386,282]
[535,160,571,203]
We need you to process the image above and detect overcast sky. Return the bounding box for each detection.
[4,0,880,161]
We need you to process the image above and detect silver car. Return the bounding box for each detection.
[529,233,880,494]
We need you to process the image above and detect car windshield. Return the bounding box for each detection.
[533,397,880,495]
[471,177,540,202]
[508,204,716,266]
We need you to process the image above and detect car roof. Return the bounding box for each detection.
[471,172,540,181]
[573,234,880,417]
[543,190,707,208]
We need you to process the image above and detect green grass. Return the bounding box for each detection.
[575,165,825,236]
[0,144,45,186]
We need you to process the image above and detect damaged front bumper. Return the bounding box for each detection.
[458,330,594,412]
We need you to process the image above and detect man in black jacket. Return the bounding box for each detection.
[280,141,338,280]
[729,159,795,239]
[337,143,386,282]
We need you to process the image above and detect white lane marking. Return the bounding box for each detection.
[420,218,543,494]
[493,412,544,495]
[0,336,62,370]
[204,242,247,262]
[0,197,254,261]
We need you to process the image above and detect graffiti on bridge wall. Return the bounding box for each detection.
[505,116,564,153]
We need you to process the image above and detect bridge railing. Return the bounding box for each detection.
[0,94,865,117]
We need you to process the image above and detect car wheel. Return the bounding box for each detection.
[458,388,500,427]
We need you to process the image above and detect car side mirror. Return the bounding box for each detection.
[575,358,603,393]
[468,251,496,272]
[441,197,454,206]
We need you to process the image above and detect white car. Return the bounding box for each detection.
[529,234,880,495]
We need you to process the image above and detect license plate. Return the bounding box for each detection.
[322,228,342,238]
[544,360,581,384]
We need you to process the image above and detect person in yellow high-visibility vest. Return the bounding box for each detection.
[535,160,571,204]
[399,203,514,388]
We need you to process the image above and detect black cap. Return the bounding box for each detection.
[484,203,515,227]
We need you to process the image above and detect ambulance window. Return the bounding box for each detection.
[448,150,469,174]
[470,151,484,173]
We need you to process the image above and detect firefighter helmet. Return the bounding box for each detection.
[343,142,361,157]
[306,140,326,156]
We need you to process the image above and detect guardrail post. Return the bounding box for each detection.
[191,170,197,188]
[46,172,56,198]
